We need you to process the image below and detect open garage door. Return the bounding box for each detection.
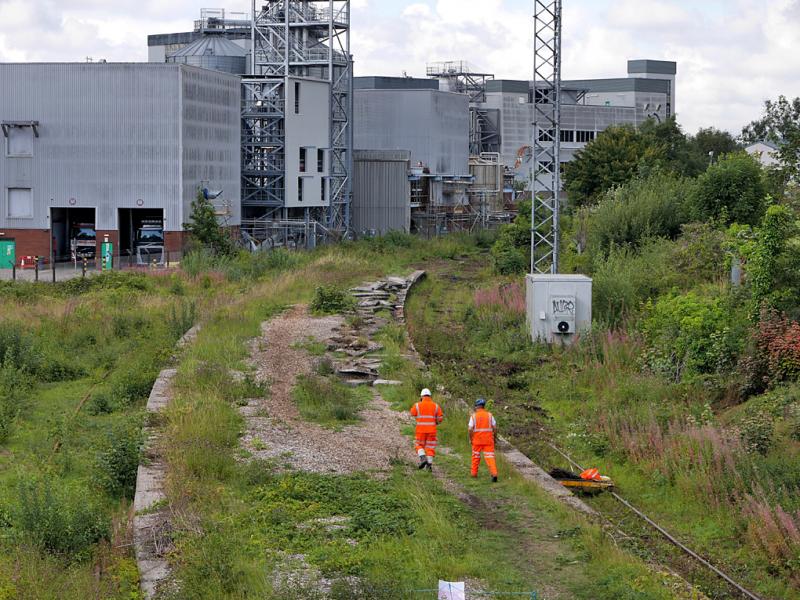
[119,209,165,266]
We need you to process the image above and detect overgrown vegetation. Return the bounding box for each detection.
[292,374,369,426]
[455,111,800,597]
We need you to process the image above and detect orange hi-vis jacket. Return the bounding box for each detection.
[469,408,496,445]
[410,398,444,433]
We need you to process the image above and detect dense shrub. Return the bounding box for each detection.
[690,152,767,225]
[109,364,158,406]
[12,478,110,557]
[672,221,728,283]
[310,286,355,315]
[490,199,531,275]
[0,363,32,442]
[587,171,694,257]
[743,310,800,392]
[641,289,745,379]
[590,240,682,327]
[0,321,38,371]
[92,417,144,498]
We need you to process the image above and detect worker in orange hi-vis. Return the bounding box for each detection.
[469,398,498,482]
[409,388,444,471]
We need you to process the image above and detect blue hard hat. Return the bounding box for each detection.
[475,398,487,408]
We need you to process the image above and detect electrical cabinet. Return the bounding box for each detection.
[526,274,592,344]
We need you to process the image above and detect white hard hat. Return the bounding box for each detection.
[420,388,432,397]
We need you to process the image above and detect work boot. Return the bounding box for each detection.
[427,463,433,473]
[418,456,427,469]
[491,476,498,483]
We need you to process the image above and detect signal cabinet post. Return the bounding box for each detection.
[526,274,592,345]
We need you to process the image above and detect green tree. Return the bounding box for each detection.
[564,125,663,207]
[183,189,233,254]
[690,152,766,225]
[691,127,740,163]
[742,95,800,182]
[746,204,800,318]
[640,117,705,176]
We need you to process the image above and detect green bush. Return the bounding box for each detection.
[587,171,694,257]
[490,199,531,275]
[690,152,767,225]
[12,477,110,558]
[641,289,746,379]
[109,365,157,406]
[739,410,775,455]
[86,392,115,416]
[310,286,355,315]
[0,321,38,371]
[91,417,144,498]
[591,239,682,327]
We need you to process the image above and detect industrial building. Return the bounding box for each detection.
[149,3,353,248]
[468,59,677,184]
[0,63,241,265]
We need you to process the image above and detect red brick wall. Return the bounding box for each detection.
[0,229,52,263]
[164,231,185,255]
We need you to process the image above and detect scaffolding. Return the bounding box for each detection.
[530,0,562,274]
[426,60,494,103]
[241,1,353,241]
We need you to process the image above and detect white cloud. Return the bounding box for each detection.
[0,0,797,134]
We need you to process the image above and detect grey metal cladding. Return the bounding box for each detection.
[486,80,529,94]
[562,78,670,94]
[353,89,469,177]
[354,77,439,91]
[148,32,198,47]
[180,66,242,227]
[352,150,410,234]
[627,59,677,75]
[0,63,241,231]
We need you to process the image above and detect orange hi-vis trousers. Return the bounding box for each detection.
[471,444,497,477]
[415,432,438,457]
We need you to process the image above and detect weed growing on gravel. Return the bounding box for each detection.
[292,375,369,426]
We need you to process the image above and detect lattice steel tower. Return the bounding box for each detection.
[242,1,352,234]
[530,0,562,274]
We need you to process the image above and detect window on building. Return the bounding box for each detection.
[299,147,306,173]
[7,187,33,218]
[576,130,596,143]
[321,178,326,203]
[317,149,325,172]
[297,177,304,203]
[560,130,575,143]
[294,81,301,114]
[6,127,33,157]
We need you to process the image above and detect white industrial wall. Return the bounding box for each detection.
[0,63,241,232]
[285,76,331,209]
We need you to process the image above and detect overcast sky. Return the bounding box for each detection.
[1,0,798,134]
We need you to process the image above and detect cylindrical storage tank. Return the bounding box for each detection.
[166,36,246,75]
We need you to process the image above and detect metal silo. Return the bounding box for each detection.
[166,36,246,75]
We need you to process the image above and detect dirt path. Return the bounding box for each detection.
[240,304,409,474]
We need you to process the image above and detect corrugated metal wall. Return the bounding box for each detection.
[0,63,240,231]
[353,90,469,177]
[352,150,410,235]
[180,66,242,227]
